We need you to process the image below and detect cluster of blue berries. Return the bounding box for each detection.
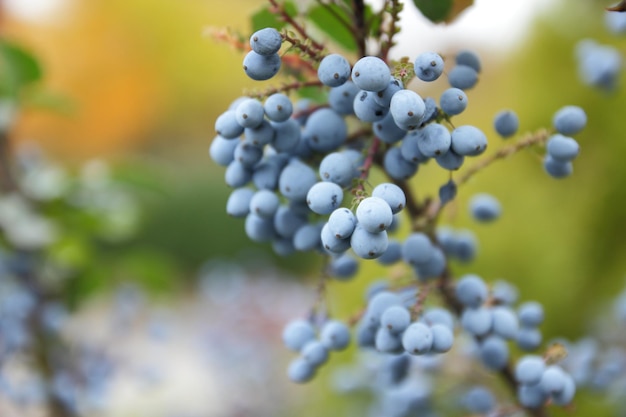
[283,319,351,383]
[210,22,590,413]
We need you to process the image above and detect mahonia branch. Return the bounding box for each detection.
[380,0,403,61]
[351,136,382,205]
[281,30,327,63]
[268,0,325,52]
[353,0,368,58]
[456,129,551,187]
[247,79,324,99]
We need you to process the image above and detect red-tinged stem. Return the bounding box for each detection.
[360,136,381,181]
[248,79,324,99]
[281,31,325,63]
[269,0,325,52]
[380,0,402,61]
[290,102,328,120]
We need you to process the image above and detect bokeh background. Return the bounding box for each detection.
[1,0,626,416]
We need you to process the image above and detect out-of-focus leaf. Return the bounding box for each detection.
[413,0,453,22]
[607,1,626,12]
[308,4,356,52]
[251,2,298,32]
[0,39,43,97]
[120,249,179,293]
[297,85,327,102]
[412,0,473,23]
[365,4,383,38]
[448,0,474,22]
[23,90,75,115]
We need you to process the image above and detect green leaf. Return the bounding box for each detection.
[412,0,474,23]
[23,90,75,115]
[365,4,383,38]
[0,39,43,97]
[412,0,454,23]
[250,2,298,32]
[308,4,356,52]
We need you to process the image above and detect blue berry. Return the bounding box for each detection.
[215,110,244,139]
[381,305,411,334]
[287,357,316,383]
[461,307,492,336]
[283,319,316,352]
[414,52,444,82]
[243,50,281,81]
[226,187,254,217]
[462,386,495,414]
[494,109,519,138]
[353,90,388,122]
[318,53,351,87]
[356,197,393,233]
[383,147,418,180]
[320,320,351,351]
[417,123,451,157]
[264,93,293,122]
[455,274,488,308]
[372,183,406,214]
[390,89,426,130]
[306,181,343,215]
[235,98,265,128]
[402,322,433,355]
[440,88,468,115]
[515,355,546,385]
[546,134,580,162]
[480,335,509,370]
[450,125,488,156]
[455,50,481,73]
[430,324,454,353]
[303,108,347,152]
[350,224,389,259]
[278,159,317,202]
[543,155,573,179]
[327,208,357,239]
[518,301,544,326]
[209,135,238,166]
[328,253,359,280]
[319,152,356,187]
[249,189,280,218]
[448,65,479,90]
[250,28,282,55]
[469,193,502,222]
[328,81,359,115]
[351,56,391,92]
[553,105,586,135]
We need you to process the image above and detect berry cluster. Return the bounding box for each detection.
[210,10,591,414]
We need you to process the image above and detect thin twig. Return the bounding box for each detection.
[247,79,324,99]
[380,0,402,61]
[353,0,367,57]
[456,129,551,187]
[269,0,325,52]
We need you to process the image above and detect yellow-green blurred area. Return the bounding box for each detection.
[2,0,626,415]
